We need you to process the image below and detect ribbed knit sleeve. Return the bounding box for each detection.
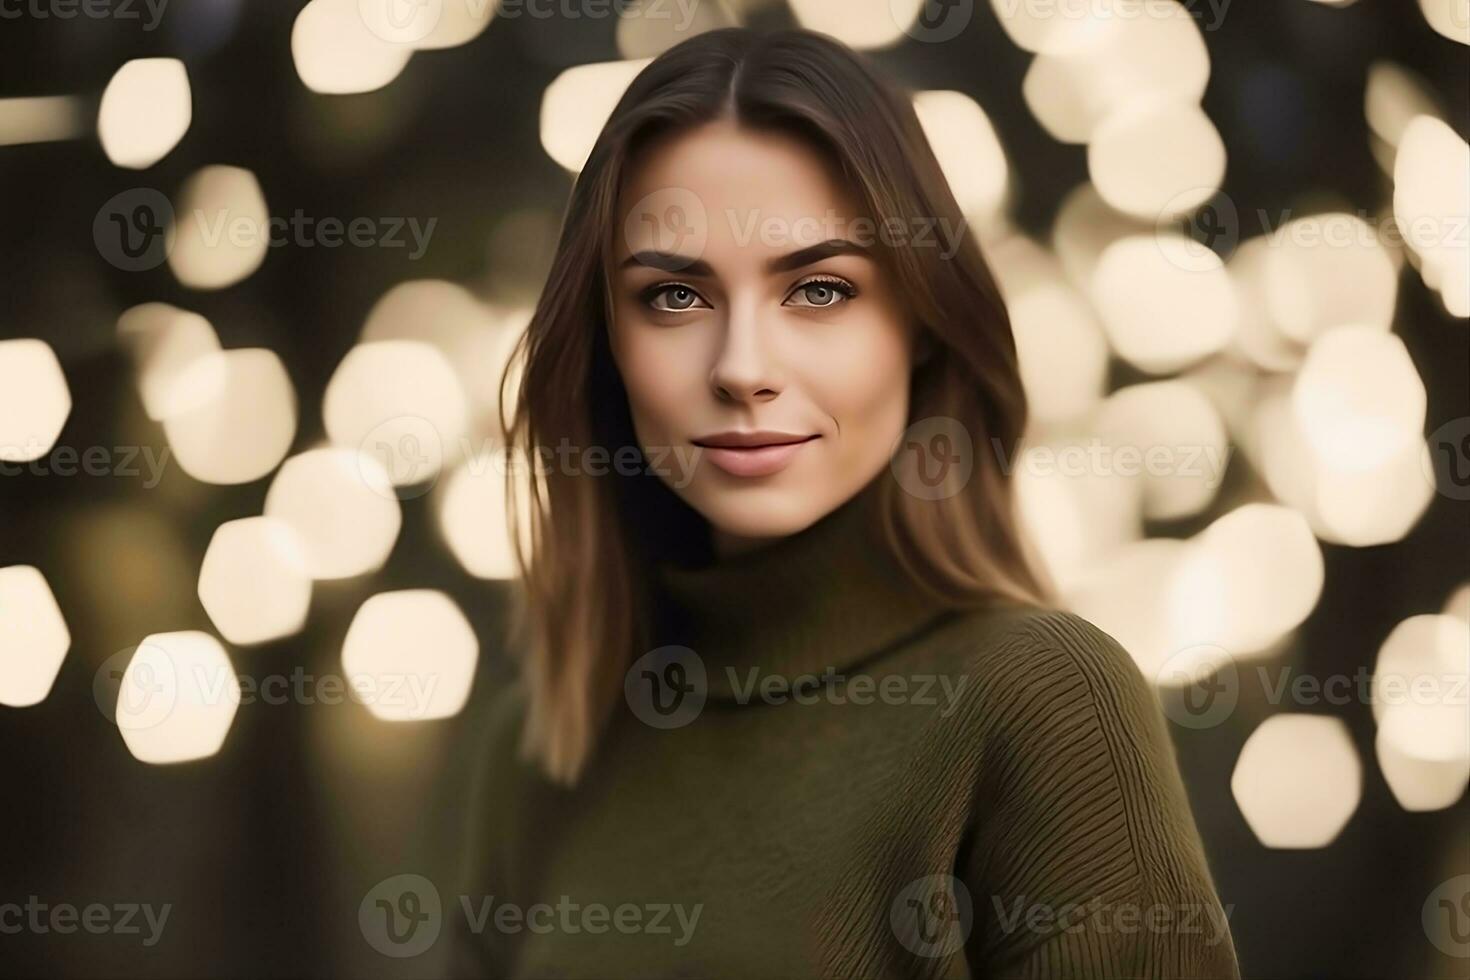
[959,611,1240,979]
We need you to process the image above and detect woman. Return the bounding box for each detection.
[452,27,1239,979]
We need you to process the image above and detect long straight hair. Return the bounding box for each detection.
[501,28,1051,785]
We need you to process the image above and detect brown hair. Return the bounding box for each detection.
[501,27,1051,785]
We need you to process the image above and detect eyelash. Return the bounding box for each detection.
[639,275,859,313]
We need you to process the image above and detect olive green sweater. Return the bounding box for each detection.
[450,476,1240,978]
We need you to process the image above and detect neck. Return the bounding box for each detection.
[651,473,965,700]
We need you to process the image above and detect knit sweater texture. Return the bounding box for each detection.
[450,475,1241,978]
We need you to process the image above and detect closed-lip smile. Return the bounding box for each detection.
[690,431,820,477]
[691,430,818,449]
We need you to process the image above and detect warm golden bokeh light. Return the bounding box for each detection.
[1092,380,1228,520]
[1261,214,1398,344]
[1231,715,1362,849]
[912,90,1009,229]
[437,448,535,580]
[789,0,910,49]
[167,165,271,290]
[1065,537,1191,677]
[97,58,192,169]
[1020,3,1210,145]
[540,58,652,172]
[1394,116,1470,319]
[1089,98,1225,222]
[0,95,86,147]
[341,590,479,721]
[616,0,739,58]
[0,566,71,708]
[116,631,241,765]
[987,236,1108,424]
[1419,0,1470,45]
[1089,232,1238,373]
[263,448,403,580]
[198,517,313,647]
[162,348,297,485]
[116,303,224,421]
[291,0,413,95]
[323,340,469,488]
[1172,504,1324,656]
[1292,325,1426,473]
[0,338,71,463]
[1372,614,1470,812]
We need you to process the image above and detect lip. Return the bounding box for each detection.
[691,432,820,478]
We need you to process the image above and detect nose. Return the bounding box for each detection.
[709,297,781,404]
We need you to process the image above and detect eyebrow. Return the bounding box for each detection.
[618,238,871,276]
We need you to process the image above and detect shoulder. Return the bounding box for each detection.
[931,603,1159,741]
[936,603,1145,687]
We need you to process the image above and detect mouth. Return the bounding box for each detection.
[690,432,821,478]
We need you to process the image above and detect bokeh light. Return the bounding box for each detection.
[97,58,191,169]
[1232,715,1362,849]
[116,631,241,765]
[0,566,71,708]
[340,589,478,721]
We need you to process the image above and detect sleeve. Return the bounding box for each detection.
[959,611,1240,979]
[444,682,528,979]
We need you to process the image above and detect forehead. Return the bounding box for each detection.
[615,118,865,265]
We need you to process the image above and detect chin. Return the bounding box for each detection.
[685,484,831,542]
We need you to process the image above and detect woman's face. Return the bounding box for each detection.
[609,119,916,555]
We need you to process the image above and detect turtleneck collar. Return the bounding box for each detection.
[651,472,960,700]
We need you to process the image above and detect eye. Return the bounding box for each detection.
[784,275,858,309]
[642,283,711,313]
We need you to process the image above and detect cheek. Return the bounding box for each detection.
[803,315,912,440]
[610,323,697,440]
